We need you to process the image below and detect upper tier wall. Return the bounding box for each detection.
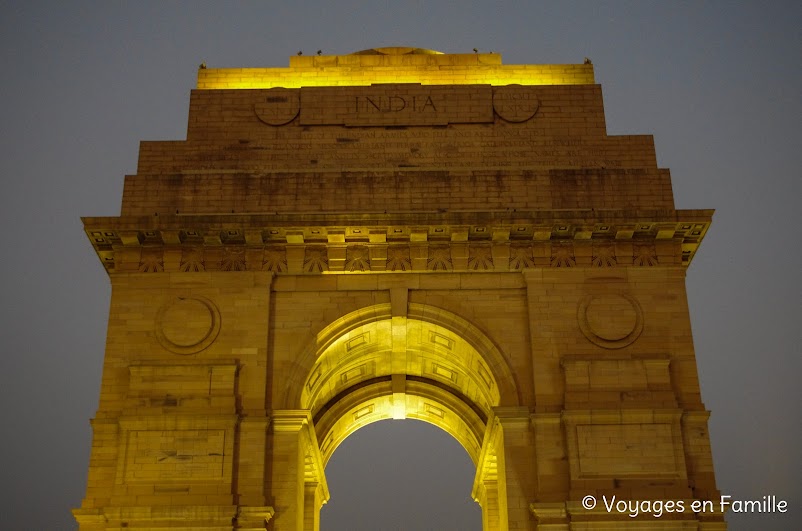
[121,55,669,217]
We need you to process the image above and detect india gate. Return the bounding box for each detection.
[74,48,725,530]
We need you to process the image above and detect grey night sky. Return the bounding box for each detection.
[1,2,800,530]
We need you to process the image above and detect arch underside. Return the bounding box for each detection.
[290,303,520,466]
[314,376,487,466]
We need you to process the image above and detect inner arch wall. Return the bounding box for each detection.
[283,300,522,470]
[283,301,521,414]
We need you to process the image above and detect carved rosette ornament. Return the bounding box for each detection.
[551,243,576,268]
[180,247,205,272]
[633,243,659,266]
[577,293,644,349]
[262,247,288,273]
[138,249,164,273]
[387,246,412,271]
[221,247,246,271]
[155,296,221,355]
[345,246,370,272]
[591,244,617,267]
[509,244,536,270]
[492,84,540,123]
[468,245,494,270]
[254,88,300,126]
[427,246,453,271]
[304,247,329,272]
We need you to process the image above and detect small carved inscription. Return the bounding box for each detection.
[493,84,539,122]
[124,429,226,482]
[299,85,493,126]
[254,88,300,126]
[354,95,437,113]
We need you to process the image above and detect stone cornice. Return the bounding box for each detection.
[84,209,712,273]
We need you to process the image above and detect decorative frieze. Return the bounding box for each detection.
[86,211,711,273]
[116,239,692,274]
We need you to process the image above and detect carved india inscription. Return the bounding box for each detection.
[246,84,624,169]
[257,85,505,126]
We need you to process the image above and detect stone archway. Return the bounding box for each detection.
[76,49,725,531]
[272,302,523,531]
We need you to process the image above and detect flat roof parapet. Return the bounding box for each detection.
[197,51,594,89]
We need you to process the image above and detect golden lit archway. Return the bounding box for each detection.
[278,302,522,530]
[76,49,724,531]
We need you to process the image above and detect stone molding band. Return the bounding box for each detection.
[85,211,711,273]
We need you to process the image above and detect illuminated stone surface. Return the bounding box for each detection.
[75,49,725,530]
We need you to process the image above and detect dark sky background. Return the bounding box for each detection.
[1,2,800,530]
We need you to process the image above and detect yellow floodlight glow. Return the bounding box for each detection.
[196,52,595,89]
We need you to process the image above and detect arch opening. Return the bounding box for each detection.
[281,303,520,531]
[321,418,482,531]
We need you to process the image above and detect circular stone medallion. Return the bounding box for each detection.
[156,296,221,354]
[577,293,643,349]
[492,84,540,122]
[254,88,300,126]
